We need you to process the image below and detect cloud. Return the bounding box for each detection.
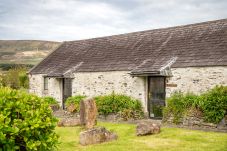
[0,0,227,41]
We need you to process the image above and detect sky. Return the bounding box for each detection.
[0,0,227,41]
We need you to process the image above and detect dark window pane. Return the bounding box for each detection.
[44,77,48,90]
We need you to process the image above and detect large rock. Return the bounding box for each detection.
[58,118,80,127]
[79,127,118,146]
[136,121,161,136]
[80,98,97,129]
[67,104,77,113]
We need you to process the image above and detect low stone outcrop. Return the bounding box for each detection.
[80,98,97,129]
[58,118,80,127]
[79,127,118,146]
[136,121,161,136]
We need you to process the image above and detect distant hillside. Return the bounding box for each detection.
[0,40,61,66]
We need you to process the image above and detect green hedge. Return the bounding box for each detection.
[95,93,143,117]
[65,93,144,120]
[164,85,227,124]
[200,86,227,123]
[0,87,59,150]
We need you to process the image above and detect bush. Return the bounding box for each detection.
[95,93,144,119]
[200,86,227,123]
[43,96,58,105]
[1,67,29,89]
[0,87,59,150]
[19,72,29,88]
[164,85,227,124]
[65,95,86,112]
[163,92,199,124]
[65,93,144,119]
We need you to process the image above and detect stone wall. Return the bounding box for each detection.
[72,71,148,112]
[164,108,227,132]
[48,78,62,104]
[29,66,227,110]
[29,74,44,96]
[166,66,227,97]
[29,74,62,105]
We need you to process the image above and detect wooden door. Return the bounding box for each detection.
[62,78,72,108]
[148,77,166,118]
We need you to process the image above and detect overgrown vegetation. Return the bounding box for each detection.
[0,63,33,71]
[0,67,29,89]
[200,86,227,123]
[65,95,86,112]
[43,96,59,105]
[0,87,59,150]
[163,85,227,124]
[95,93,144,120]
[65,93,144,120]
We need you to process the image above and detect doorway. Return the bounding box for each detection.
[148,76,166,118]
[62,78,72,109]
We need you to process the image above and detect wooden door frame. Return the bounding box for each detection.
[62,78,73,109]
[147,76,166,119]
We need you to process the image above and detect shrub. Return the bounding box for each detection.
[19,72,29,88]
[200,86,227,124]
[1,67,29,89]
[95,93,144,119]
[65,93,144,119]
[43,96,58,105]
[164,85,227,124]
[163,92,193,124]
[43,96,59,111]
[164,92,201,123]
[65,95,86,112]
[0,87,59,150]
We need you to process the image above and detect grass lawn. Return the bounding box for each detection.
[56,122,227,151]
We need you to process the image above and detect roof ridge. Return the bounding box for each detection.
[65,18,227,43]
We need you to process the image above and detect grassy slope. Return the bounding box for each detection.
[0,40,61,65]
[56,122,227,151]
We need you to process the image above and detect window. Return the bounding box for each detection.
[44,77,48,90]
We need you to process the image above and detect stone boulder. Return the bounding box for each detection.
[136,121,161,136]
[79,127,118,146]
[58,118,80,127]
[80,98,97,129]
[67,104,77,113]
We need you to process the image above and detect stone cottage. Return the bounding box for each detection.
[29,19,227,118]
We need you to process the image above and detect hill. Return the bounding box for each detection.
[0,40,61,66]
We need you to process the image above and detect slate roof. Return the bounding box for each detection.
[30,19,227,77]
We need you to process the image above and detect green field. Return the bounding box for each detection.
[56,122,227,151]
